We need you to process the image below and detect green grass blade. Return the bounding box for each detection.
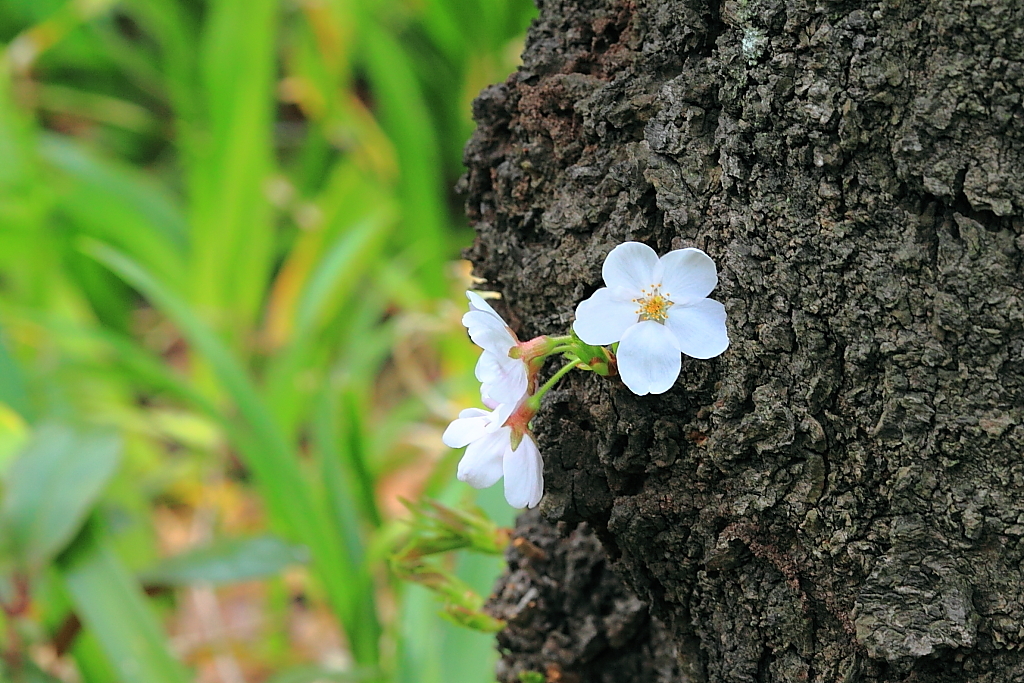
[0,325,34,423]
[139,535,308,587]
[69,628,122,683]
[294,212,394,335]
[312,390,381,661]
[361,22,449,296]
[79,240,292,479]
[267,666,374,683]
[121,0,203,189]
[81,239,379,667]
[313,391,366,570]
[190,0,279,337]
[0,307,226,427]
[338,391,382,528]
[40,136,188,298]
[264,211,394,433]
[58,519,192,683]
[2,424,121,569]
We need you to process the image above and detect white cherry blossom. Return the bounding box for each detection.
[442,401,544,509]
[573,241,729,395]
[462,291,529,406]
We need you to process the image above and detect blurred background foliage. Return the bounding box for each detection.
[0,0,536,681]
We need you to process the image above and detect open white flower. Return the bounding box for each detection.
[573,242,729,395]
[462,292,529,406]
[442,401,544,509]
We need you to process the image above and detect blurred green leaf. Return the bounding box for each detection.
[0,402,29,475]
[0,660,65,683]
[34,85,160,134]
[139,535,308,587]
[392,498,510,562]
[1,423,120,569]
[68,627,122,683]
[0,328,33,423]
[337,392,382,529]
[266,666,375,683]
[79,238,308,531]
[191,0,278,337]
[311,389,381,657]
[81,238,379,666]
[58,519,192,683]
[263,211,395,431]
[41,133,189,260]
[294,212,394,336]
[361,21,448,296]
[0,0,538,679]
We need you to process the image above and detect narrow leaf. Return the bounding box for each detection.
[58,520,192,683]
[139,535,308,587]
[0,402,29,475]
[2,424,120,568]
[81,239,377,666]
[266,666,374,683]
[0,327,33,423]
[294,212,393,335]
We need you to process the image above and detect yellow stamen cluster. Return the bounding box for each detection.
[634,286,673,323]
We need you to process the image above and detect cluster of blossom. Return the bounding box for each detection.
[443,242,729,508]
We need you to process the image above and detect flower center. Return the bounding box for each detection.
[633,286,673,323]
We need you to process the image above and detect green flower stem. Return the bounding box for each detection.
[547,344,575,355]
[526,360,582,412]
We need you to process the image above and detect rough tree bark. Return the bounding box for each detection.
[461,0,1024,680]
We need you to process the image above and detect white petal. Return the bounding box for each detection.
[489,401,516,429]
[457,429,508,488]
[601,242,660,293]
[462,308,505,335]
[616,320,682,395]
[572,287,640,345]
[502,435,544,508]
[480,382,528,413]
[442,414,490,448]
[458,408,489,419]
[463,310,516,353]
[475,349,524,386]
[479,368,528,405]
[666,298,729,359]
[466,291,501,318]
[659,248,719,305]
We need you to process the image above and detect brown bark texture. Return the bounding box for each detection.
[487,511,683,682]
[461,0,1024,680]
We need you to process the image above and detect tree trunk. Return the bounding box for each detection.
[462,0,1024,680]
